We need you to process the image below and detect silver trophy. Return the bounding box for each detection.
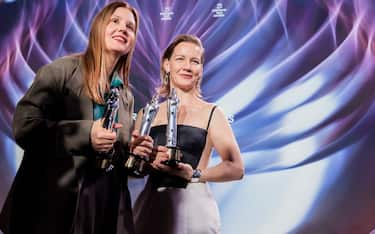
[97,87,120,171]
[163,88,183,166]
[125,94,160,176]
[102,87,120,131]
[139,94,160,136]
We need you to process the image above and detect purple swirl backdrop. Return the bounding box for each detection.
[1,0,375,233]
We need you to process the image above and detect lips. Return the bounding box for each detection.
[179,74,193,79]
[180,73,191,76]
[112,35,127,43]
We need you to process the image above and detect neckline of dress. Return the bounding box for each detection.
[150,124,207,132]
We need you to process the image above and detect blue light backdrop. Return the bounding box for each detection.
[1,0,375,233]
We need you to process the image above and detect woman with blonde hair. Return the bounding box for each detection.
[0,2,153,234]
[133,34,244,234]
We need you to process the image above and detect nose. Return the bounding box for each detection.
[118,28,126,34]
[118,25,128,34]
[182,60,192,71]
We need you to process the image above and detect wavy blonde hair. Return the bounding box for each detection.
[82,1,139,104]
[158,34,205,98]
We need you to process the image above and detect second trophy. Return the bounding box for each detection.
[162,88,183,166]
[124,94,160,176]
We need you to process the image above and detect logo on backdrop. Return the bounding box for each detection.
[212,3,227,18]
[160,7,174,21]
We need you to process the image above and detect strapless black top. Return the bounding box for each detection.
[148,124,208,188]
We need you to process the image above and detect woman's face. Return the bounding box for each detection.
[104,7,136,60]
[164,42,203,92]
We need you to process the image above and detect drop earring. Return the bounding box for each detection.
[163,72,170,86]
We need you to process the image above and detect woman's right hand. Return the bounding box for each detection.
[151,146,169,169]
[90,119,120,153]
[151,146,194,180]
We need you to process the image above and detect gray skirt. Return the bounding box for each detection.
[133,179,221,234]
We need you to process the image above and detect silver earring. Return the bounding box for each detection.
[163,72,170,85]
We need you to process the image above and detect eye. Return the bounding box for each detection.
[126,23,135,32]
[111,17,119,24]
[191,60,201,65]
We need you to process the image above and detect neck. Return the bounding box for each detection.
[173,87,200,106]
[105,54,121,76]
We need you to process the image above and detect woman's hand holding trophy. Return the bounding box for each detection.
[126,94,160,176]
[127,88,185,178]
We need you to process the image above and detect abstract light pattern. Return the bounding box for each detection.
[1,0,375,233]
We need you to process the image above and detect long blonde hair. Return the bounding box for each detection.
[159,34,205,98]
[82,1,139,104]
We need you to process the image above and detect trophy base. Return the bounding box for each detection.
[96,158,112,170]
[124,154,149,177]
[96,155,117,172]
[162,147,183,167]
[96,148,116,170]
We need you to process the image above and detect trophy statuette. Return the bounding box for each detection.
[163,88,183,166]
[97,86,120,171]
[124,94,160,176]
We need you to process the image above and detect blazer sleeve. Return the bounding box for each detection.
[13,60,93,157]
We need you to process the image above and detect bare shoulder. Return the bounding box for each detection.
[197,101,228,128]
[198,100,217,112]
[200,101,224,117]
[206,104,230,127]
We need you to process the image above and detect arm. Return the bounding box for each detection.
[199,107,244,182]
[152,107,244,182]
[13,61,93,157]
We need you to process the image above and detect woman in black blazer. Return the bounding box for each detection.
[0,2,153,234]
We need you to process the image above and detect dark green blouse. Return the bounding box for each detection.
[93,72,123,121]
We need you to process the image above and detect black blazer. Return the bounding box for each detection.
[0,55,134,234]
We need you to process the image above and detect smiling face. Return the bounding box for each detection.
[164,41,203,93]
[104,7,136,62]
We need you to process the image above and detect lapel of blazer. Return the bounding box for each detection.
[70,59,93,121]
[118,87,132,145]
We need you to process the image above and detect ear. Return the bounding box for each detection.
[163,59,170,73]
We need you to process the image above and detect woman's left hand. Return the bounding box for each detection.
[153,155,194,181]
[174,162,194,181]
[130,130,154,160]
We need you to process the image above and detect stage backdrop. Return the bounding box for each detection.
[1,0,375,233]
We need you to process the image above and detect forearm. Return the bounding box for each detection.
[199,160,244,182]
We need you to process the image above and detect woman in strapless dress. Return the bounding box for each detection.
[132,34,244,234]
